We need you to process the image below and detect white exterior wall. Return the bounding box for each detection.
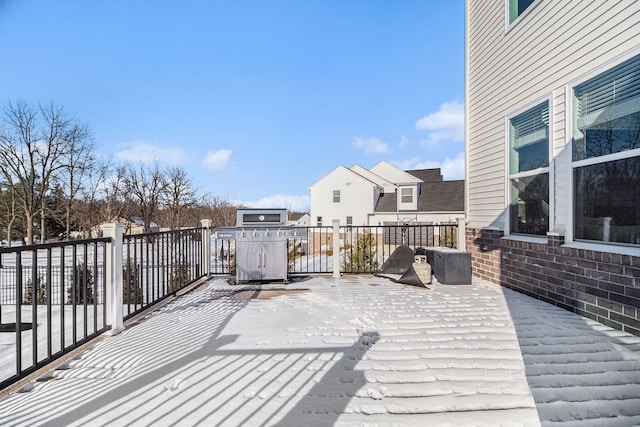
[466,0,640,232]
[308,167,378,226]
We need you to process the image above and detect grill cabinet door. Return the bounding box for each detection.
[236,240,263,281]
[260,240,288,281]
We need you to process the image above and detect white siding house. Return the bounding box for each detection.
[308,165,381,226]
[288,212,311,226]
[465,0,640,335]
[309,161,464,226]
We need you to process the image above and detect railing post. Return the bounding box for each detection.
[457,217,466,251]
[332,219,341,278]
[101,223,125,335]
[201,219,212,277]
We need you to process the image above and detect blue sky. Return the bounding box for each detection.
[0,1,464,212]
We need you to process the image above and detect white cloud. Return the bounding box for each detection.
[115,141,189,165]
[352,137,390,154]
[415,101,464,148]
[202,149,232,171]
[236,194,310,212]
[393,151,465,180]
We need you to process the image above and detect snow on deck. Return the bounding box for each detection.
[504,289,640,426]
[0,276,638,426]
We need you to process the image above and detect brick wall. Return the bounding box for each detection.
[466,228,640,336]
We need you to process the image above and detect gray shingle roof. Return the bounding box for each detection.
[373,168,464,213]
[418,180,465,211]
[374,192,397,212]
[406,169,443,183]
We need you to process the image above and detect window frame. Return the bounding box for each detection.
[400,187,413,204]
[505,97,553,238]
[505,0,541,30]
[332,190,340,203]
[568,51,640,247]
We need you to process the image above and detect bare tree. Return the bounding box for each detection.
[0,101,94,244]
[99,165,132,226]
[79,159,113,235]
[160,166,199,229]
[120,162,166,232]
[0,101,42,244]
[56,120,95,238]
[207,195,242,227]
[0,182,18,245]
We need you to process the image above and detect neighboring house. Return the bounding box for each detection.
[308,160,464,226]
[91,216,160,237]
[288,212,311,226]
[465,0,640,334]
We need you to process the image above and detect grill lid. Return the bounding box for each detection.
[236,208,287,227]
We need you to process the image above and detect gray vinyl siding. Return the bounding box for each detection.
[466,0,640,231]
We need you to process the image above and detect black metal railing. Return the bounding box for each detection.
[285,224,458,275]
[122,227,205,319]
[0,226,209,390]
[210,223,459,276]
[211,238,233,276]
[287,226,333,274]
[0,238,110,390]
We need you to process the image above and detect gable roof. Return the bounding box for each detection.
[369,160,423,185]
[288,212,309,221]
[308,165,380,190]
[350,164,396,191]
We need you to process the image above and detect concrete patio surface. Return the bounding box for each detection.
[0,275,639,426]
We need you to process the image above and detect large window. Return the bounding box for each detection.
[508,0,536,24]
[508,101,549,236]
[333,190,340,203]
[573,54,640,246]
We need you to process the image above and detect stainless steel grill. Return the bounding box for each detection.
[215,208,306,283]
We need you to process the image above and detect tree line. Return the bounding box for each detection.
[0,100,241,246]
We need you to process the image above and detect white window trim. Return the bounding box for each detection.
[567,49,640,248]
[572,148,640,169]
[504,95,554,238]
[565,84,575,243]
[400,187,413,204]
[505,0,542,32]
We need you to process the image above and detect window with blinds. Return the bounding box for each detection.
[509,101,549,174]
[573,53,640,161]
[508,100,550,236]
[572,53,640,246]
